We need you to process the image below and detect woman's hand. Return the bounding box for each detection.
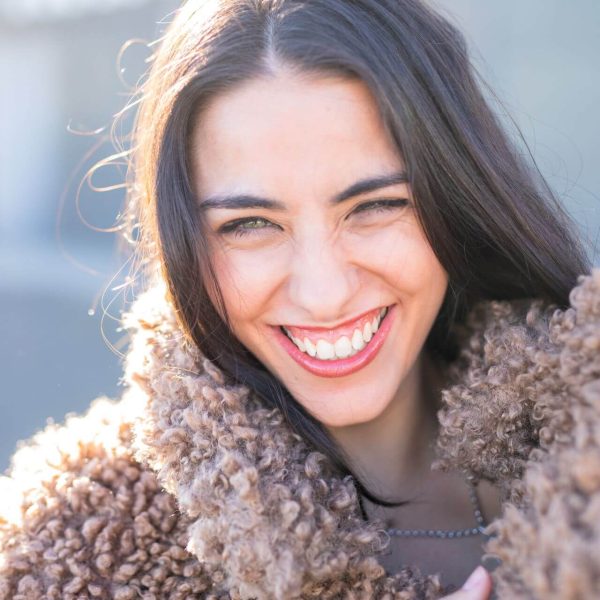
[441,566,492,599]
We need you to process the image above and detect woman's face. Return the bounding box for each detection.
[190,71,448,427]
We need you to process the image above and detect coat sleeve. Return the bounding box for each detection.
[485,270,600,599]
[0,396,220,600]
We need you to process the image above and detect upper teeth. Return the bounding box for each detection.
[284,307,388,360]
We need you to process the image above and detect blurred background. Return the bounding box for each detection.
[1,0,599,472]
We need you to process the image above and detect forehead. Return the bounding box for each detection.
[189,72,404,198]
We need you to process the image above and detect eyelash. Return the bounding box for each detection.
[353,198,408,215]
[217,198,409,238]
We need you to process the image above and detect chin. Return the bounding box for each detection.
[287,379,397,429]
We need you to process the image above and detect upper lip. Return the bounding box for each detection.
[279,304,390,332]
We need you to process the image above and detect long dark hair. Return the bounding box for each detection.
[122,0,590,510]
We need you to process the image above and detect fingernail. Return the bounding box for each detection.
[462,565,487,591]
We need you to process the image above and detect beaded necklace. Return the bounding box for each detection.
[385,477,489,539]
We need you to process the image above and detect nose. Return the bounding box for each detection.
[287,230,357,324]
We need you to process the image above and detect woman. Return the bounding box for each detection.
[1,0,598,598]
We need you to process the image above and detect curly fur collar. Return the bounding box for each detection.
[122,270,600,599]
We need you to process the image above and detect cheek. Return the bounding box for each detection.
[211,245,287,322]
[350,223,447,298]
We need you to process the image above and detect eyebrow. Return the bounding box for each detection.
[198,170,409,211]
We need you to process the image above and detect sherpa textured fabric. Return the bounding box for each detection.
[1,269,600,599]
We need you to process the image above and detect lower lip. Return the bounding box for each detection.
[272,304,397,378]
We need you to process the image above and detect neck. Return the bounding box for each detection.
[326,350,442,502]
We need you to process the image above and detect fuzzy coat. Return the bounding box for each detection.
[1,269,600,600]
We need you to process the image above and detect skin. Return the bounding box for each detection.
[190,69,494,597]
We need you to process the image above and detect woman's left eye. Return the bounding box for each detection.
[351,198,409,216]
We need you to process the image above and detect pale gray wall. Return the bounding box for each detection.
[0,0,180,472]
[434,0,600,254]
[1,1,599,472]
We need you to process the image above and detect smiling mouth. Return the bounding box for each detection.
[279,306,390,361]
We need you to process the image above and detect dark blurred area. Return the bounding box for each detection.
[1,0,599,472]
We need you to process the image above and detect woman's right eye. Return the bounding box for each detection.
[217,216,278,238]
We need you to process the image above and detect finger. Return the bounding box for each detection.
[440,566,492,600]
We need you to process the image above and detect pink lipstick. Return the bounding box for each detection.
[272,304,396,378]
